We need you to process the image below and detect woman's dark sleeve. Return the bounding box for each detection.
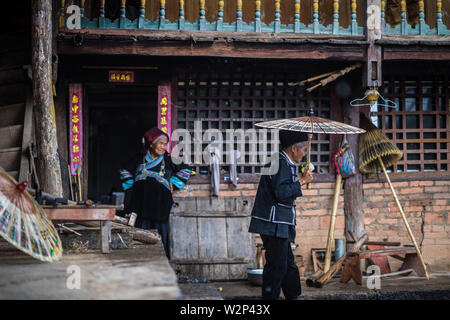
[166,154,193,190]
[119,154,140,191]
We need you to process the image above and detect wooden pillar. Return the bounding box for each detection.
[365,0,382,88]
[343,98,365,247]
[32,0,63,197]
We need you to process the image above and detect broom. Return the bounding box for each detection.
[359,114,429,280]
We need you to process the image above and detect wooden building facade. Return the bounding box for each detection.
[1,0,449,280]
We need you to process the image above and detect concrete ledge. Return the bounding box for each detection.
[0,242,181,300]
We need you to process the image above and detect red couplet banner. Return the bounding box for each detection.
[69,83,83,175]
[157,84,172,152]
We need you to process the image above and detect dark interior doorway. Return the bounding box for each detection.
[87,83,157,203]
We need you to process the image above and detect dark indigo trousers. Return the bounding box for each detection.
[141,220,170,258]
[260,234,301,300]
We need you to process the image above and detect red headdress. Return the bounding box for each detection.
[141,127,169,154]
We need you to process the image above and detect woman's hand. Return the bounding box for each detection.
[170,182,174,192]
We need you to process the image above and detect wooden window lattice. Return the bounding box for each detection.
[374,74,449,173]
[175,69,331,175]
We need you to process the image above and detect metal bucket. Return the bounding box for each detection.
[247,268,263,286]
[335,238,345,260]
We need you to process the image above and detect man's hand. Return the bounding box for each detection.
[299,169,314,186]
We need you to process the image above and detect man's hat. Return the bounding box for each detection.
[279,130,309,149]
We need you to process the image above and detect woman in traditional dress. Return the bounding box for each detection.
[120,127,192,257]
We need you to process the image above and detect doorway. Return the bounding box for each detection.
[86,83,158,203]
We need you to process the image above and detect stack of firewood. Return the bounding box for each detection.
[306,234,368,288]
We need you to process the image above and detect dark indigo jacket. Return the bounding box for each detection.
[248,152,302,240]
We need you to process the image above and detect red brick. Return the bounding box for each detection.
[219,190,241,197]
[190,190,211,197]
[425,232,448,239]
[378,218,399,225]
[369,195,386,202]
[409,180,434,187]
[391,182,409,188]
[300,209,328,216]
[411,200,433,206]
[425,186,448,193]
[236,183,257,190]
[434,238,450,245]
[173,190,188,197]
[399,187,423,195]
[363,183,383,189]
[241,190,256,197]
[316,182,335,189]
[301,189,319,196]
[434,180,450,186]
[422,238,435,245]
[433,200,448,206]
[319,188,336,195]
[432,225,445,232]
[425,213,445,224]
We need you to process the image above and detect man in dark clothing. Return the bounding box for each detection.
[249,130,313,300]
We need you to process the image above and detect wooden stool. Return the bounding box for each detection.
[340,246,427,286]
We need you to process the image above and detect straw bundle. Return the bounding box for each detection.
[359,114,403,174]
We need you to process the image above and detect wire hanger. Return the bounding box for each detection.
[350,81,398,110]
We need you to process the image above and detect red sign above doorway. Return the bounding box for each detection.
[108,70,134,83]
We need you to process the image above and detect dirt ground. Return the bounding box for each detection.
[178,272,450,300]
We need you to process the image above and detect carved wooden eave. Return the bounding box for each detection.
[376,35,450,60]
[57,28,367,61]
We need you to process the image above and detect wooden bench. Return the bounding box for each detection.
[43,205,119,254]
[341,246,427,285]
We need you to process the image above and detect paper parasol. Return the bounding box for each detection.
[255,108,366,168]
[0,167,63,262]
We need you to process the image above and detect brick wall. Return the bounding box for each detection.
[172,178,450,274]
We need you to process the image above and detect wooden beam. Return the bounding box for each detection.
[44,208,116,221]
[31,0,63,197]
[383,48,450,60]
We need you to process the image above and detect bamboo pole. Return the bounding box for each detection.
[377,156,429,280]
[306,133,313,189]
[324,173,342,272]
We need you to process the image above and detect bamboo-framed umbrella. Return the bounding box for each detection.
[0,167,63,262]
[255,107,366,272]
[255,107,365,182]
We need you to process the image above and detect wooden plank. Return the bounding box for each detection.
[169,215,199,260]
[19,86,33,182]
[171,258,252,265]
[359,248,416,259]
[0,68,24,86]
[383,48,450,60]
[173,211,251,217]
[0,125,23,149]
[41,204,123,209]
[0,148,21,172]
[58,41,364,61]
[100,221,110,253]
[197,217,228,260]
[0,83,24,106]
[0,103,24,127]
[226,216,255,261]
[44,208,116,221]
